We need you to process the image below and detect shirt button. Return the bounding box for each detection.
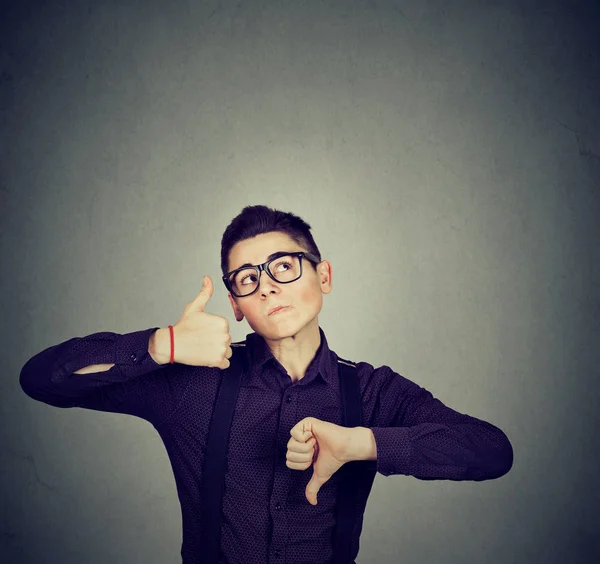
[286,395,292,403]
[275,503,282,511]
[130,353,137,362]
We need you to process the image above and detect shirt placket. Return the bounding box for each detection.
[269,373,298,563]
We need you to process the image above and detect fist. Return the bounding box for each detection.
[286,430,318,470]
[172,276,233,369]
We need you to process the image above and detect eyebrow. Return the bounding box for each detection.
[233,251,294,271]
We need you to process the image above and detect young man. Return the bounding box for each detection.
[20,205,513,564]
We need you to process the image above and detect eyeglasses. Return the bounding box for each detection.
[222,251,321,298]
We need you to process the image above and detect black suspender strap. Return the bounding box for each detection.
[332,359,362,564]
[199,347,363,564]
[199,344,247,564]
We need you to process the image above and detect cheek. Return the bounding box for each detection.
[298,283,322,309]
[242,303,262,320]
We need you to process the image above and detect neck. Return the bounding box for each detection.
[264,318,321,383]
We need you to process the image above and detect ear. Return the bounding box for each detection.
[228,293,245,322]
[317,260,333,295]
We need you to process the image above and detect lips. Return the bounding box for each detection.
[268,305,288,316]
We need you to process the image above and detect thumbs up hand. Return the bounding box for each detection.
[170,276,233,369]
[286,417,353,506]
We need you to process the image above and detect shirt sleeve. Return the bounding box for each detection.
[366,365,514,481]
[19,327,190,424]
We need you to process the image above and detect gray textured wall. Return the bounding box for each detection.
[2,0,599,562]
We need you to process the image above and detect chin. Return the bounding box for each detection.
[249,309,317,339]
[257,318,300,340]
[264,325,298,340]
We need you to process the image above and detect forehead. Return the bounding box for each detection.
[229,232,304,270]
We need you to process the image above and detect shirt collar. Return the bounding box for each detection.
[244,326,337,385]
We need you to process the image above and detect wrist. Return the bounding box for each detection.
[148,328,171,365]
[347,427,377,462]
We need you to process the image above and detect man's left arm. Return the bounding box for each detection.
[346,372,513,482]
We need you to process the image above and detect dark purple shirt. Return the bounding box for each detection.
[19,326,513,564]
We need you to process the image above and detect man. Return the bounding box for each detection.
[20,204,513,564]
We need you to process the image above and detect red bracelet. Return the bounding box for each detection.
[168,325,175,364]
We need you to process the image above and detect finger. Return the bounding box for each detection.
[225,346,233,359]
[286,459,312,471]
[291,426,313,443]
[287,437,316,453]
[191,276,213,312]
[287,435,310,450]
[219,357,230,370]
[287,449,313,463]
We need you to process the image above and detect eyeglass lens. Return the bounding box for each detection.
[229,254,301,296]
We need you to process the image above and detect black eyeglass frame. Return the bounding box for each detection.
[222,251,321,298]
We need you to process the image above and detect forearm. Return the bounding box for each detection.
[370,421,513,481]
[72,328,169,374]
[73,363,115,374]
[20,327,163,406]
[345,422,512,480]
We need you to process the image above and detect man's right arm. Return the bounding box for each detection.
[20,276,232,420]
[19,327,180,420]
[72,327,171,373]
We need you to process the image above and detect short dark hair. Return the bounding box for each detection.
[220,205,322,277]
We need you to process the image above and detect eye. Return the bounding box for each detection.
[274,260,292,272]
[240,273,257,285]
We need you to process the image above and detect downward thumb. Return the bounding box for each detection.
[306,474,320,506]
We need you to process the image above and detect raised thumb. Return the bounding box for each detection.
[193,275,213,311]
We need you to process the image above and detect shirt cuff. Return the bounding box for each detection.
[370,426,412,477]
[114,327,163,373]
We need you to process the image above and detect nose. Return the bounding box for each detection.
[258,270,280,296]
